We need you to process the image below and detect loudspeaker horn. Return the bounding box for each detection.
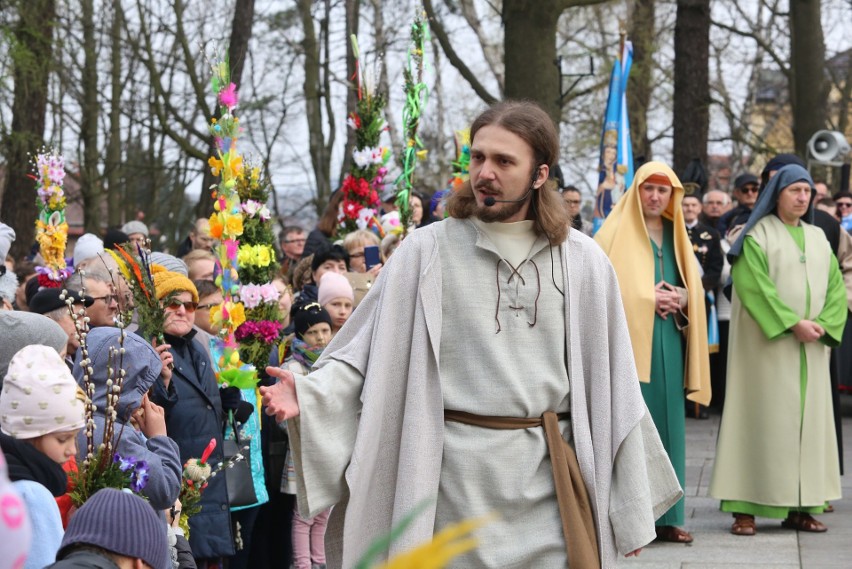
[807,130,850,163]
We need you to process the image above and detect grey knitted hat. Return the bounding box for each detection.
[149,252,188,276]
[120,220,149,238]
[0,311,68,387]
[0,270,18,304]
[58,488,170,569]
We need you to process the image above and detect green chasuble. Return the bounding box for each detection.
[711,217,846,518]
[641,220,686,527]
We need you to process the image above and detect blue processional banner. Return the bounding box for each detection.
[592,41,634,234]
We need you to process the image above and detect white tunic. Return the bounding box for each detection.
[437,219,570,567]
[287,218,682,569]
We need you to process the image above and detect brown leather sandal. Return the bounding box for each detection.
[781,513,827,533]
[731,514,756,536]
[655,525,694,543]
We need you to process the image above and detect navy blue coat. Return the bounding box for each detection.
[152,330,234,559]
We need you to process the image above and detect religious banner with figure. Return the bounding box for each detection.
[592,39,634,234]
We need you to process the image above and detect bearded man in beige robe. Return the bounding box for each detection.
[261,101,681,568]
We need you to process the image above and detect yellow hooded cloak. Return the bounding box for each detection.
[594,161,711,405]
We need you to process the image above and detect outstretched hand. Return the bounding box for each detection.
[625,548,643,557]
[260,367,300,422]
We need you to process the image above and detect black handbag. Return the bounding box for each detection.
[223,412,258,508]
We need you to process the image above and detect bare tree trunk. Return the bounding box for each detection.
[372,0,402,155]
[789,0,828,157]
[502,0,609,129]
[628,0,655,162]
[228,0,256,90]
[106,0,124,227]
[503,0,562,127]
[321,0,336,195]
[0,0,56,259]
[431,33,449,191]
[339,0,360,184]
[835,55,852,136]
[457,0,504,91]
[672,0,710,175]
[297,0,333,214]
[80,0,102,232]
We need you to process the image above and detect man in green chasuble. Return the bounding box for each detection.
[596,162,712,545]
[710,164,846,535]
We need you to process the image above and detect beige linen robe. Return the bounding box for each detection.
[710,215,842,506]
[288,218,681,568]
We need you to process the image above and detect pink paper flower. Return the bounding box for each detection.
[219,83,238,109]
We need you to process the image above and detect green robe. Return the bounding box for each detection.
[710,216,846,518]
[641,221,686,527]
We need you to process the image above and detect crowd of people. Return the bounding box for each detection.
[0,99,848,569]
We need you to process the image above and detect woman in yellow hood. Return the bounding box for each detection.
[595,161,710,543]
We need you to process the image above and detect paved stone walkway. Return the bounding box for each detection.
[618,396,852,568]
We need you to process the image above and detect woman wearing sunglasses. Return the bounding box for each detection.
[148,269,236,567]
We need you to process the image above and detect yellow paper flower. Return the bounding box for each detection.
[208,214,224,240]
[256,245,271,267]
[229,302,246,329]
[237,245,251,267]
[222,154,243,181]
[210,300,246,331]
[224,214,243,238]
[209,156,224,176]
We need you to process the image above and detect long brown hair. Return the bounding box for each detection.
[316,191,345,237]
[447,100,570,244]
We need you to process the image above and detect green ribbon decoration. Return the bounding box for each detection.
[395,15,430,233]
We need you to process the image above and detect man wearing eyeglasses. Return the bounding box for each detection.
[561,186,592,236]
[717,173,759,237]
[279,227,307,282]
[65,266,119,328]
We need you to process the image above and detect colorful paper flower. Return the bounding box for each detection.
[218,82,239,109]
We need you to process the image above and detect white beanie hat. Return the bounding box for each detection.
[0,222,15,261]
[73,233,105,268]
[0,345,86,439]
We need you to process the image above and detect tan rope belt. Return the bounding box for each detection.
[444,409,600,569]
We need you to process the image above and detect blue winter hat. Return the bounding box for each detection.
[58,488,170,569]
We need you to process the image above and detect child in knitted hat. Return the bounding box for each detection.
[318,272,354,336]
[281,301,333,569]
[48,487,170,569]
[0,345,86,569]
[73,327,182,511]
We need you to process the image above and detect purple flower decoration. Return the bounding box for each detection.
[114,453,137,473]
[130,460,150,493]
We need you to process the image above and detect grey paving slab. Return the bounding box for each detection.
[616,396,852,568]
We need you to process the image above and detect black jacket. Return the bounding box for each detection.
[686,221,724,291]
[151,330,234,559]
[0,431,67,496]
[717,204,752,236]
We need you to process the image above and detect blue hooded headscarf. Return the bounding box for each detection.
[727,164,815,264]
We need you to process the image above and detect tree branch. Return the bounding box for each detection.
[423,0,498,105]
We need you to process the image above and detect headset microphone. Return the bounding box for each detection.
[483,166,541,207]
[484,190,532,207]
